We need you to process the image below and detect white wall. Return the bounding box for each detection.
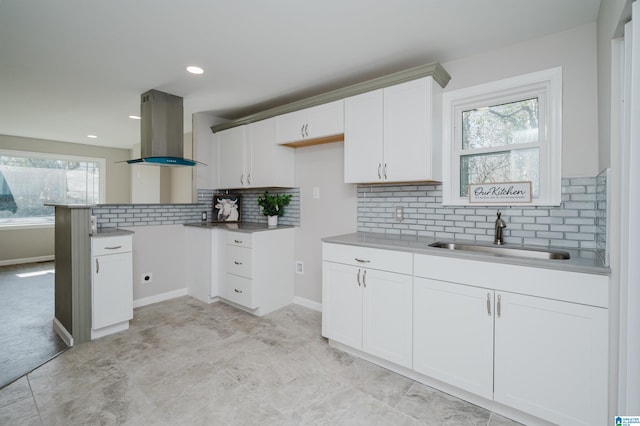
[294,142,357,305]
[442,23,599,178]
[124,224,188,304]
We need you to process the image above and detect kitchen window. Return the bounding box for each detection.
[442,68,562,206]
[0,150,104,227]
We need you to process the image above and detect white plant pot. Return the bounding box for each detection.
[267,215,278,226]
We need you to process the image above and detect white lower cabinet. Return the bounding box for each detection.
[91,235,133,338]
[413,278,494,400]
[219,228,294,316]
[493,291,608,426]
[322,244,413,368]
[323,244,608,426]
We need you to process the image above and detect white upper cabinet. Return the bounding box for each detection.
[275,100,344,145]
[344,76,442,183]
[217,118,294,189]
[217,125,246,189]
[193,111,222,190]
[248,119,294,188]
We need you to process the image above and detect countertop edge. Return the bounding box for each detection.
[92,228,135,238]
[322,232,610,276]
[183,222,296,233]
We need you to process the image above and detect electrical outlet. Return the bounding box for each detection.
[141,273,153,284]
[395,206,404,222]
[295,261,304,274]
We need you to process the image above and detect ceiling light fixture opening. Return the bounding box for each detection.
[186,65,204,75]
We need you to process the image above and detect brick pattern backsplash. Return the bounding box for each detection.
[595,169,609,263]
[94,188,300,229]
[357,176,604,250]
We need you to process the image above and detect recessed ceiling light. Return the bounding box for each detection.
[186,65,204,75]
[129,115,141,120]
[87,134,98,139]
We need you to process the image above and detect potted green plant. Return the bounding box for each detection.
[257,191,292,226]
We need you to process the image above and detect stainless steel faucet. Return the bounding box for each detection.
[494,210,507,245]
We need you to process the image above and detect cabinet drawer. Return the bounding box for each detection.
[226,245,253,278]
[91,235,132,256]
[323,243,412,274]
[226,232,253,248]
[223,274,257,309]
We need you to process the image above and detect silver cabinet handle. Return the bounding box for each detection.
[377,163,382,180]
[497,294,502,318]
[240,174,244,185]
[105,245,122,250]
[362,269,367,288]
[300,125,305,138]
[234,239,243,244]
[357,269,361,287]
[234,288,243,294]
[95,258,99,274]
[247,173,252,185]
[383,163,388,180]
[234,261,243,265]
[304,123,309,137]
[355,258,370,263]
[487,293,491,316]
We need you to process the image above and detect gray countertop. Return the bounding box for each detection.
[92,228,135,238]
[323,232,610,276]
[183,222,295,233]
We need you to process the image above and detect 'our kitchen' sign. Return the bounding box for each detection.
[469,181,532,204]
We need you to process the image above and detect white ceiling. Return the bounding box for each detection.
[0,0,601,150]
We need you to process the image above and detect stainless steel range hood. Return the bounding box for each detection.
[127,89,199,166]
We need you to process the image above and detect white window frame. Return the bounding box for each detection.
[442,67,562,206]
[0,149,106,228]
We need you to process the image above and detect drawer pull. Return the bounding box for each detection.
[234,288,243,294]
[234,261,243,265]
[234,239,243,244]
[354,258,370,263]
[105,245,122,250]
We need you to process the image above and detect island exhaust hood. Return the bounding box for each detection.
[127,89,199,166]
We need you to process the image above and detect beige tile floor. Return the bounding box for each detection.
[0,297,521,425]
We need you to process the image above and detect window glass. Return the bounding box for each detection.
[462,98,539,149]
[0,152,103,226]
[460,148,540,197]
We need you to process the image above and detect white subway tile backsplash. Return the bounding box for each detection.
[358,176,605,250]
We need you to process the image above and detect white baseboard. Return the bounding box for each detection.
[0,255,54,267]
[52,318,73,347]
[133,288,188,308]
[91,321,129,340]
[293,296,322,312]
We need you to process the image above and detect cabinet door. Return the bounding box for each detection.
[275,110,305,144]
[344,89,384,183]
[305,100,344,139]
[247,119,274,188]
[322,261,362,349]
[217,126,246,188]
[494,292,608,426]
[92,253,133,330]
[185,227,213,303]
[383,77,432,182]
[413,278,494,399]
[362,269,413,368]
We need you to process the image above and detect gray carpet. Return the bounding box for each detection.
[0,261,68,389]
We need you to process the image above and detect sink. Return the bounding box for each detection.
[428,241,570,260]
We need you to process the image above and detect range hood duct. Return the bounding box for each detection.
[127,89,199,166]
